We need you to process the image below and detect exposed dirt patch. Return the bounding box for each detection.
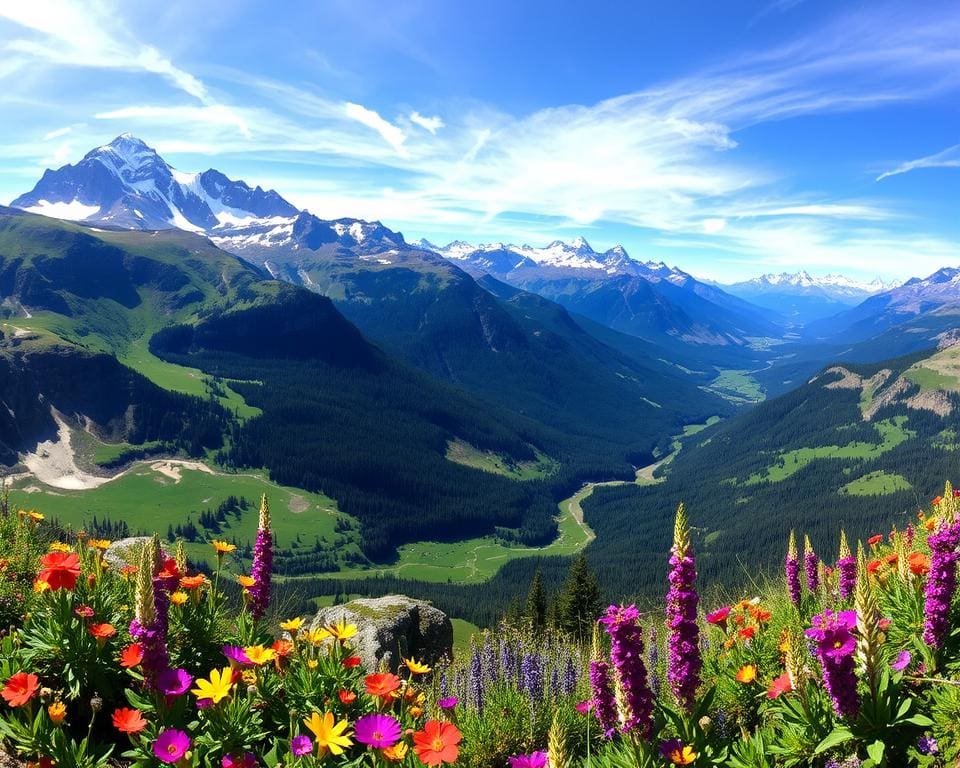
[288,494,310,513]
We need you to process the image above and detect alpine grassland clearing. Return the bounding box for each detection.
[444,438,557,480]
[8,462,345,568]
[839,469,913,496]
[707,368,765,403]
[745,415,915,485]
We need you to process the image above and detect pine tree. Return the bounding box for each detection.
[555,554,601,643]
[525,569,547,631]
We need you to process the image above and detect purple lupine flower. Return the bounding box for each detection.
[804,535,820,592]
[439,671,449,698]
[666,505,701,712]
[786,530,802,607]
[469,647,485,714]
[647,625,661,699]
[550,665,560,697]
[600,604,654,737]
[837,529,856,600]
[589,659,618,739]
[520,652,544,705]
[483,636,497,683]
[499,639,512,683]
[922,520,960,649]
[918,735,938,755]
[806,609,860,719]
[562,654,578,696]
[248,496,273,620]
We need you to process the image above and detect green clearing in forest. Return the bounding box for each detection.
[839,470,912,496]
[444,438,557,480]
[744,416,914,485]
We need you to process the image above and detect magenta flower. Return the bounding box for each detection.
[157,667,193,697]
[575,699,594,715]
[223,645,251,666]
[437,696,458,710]
[249,496,273,621]
[837,555,856,600]
[804,536,820,592]
[666,505,701,713]
[290,735,312,756]
[354,713,402,748]
[602,603,654,737]
[508,752,548,768]
[705,606,731,629]
[806,610,859,718]
[589,660,617,738]
[786,531,802,607]
[923,520,960,649]
[154,729,191,764]
[222,753,257,768]
[891,650,912,672]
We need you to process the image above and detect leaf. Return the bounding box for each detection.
[905,714,935,726]
[866,740,885,765]
[894,697,912,721]
[814,728,855,754]
[262,743,279,768]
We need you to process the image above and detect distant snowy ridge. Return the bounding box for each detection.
[732,270,900,294]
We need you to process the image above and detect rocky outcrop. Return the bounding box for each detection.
[309,595,453,673]
[103,536,153,570]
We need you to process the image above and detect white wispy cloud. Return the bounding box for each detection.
[409,111,444,134]
[344,103,408,157]
[876,143,960,181]
[42,126,72,140]
[0,0,210,102]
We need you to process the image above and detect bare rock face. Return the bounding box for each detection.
[309,596,453,673]
[103,536,153,570]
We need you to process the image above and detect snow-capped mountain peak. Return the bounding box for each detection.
[737,271,899,294]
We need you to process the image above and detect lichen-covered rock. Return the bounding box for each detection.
[103,536,153,570]
[309,595,453,673]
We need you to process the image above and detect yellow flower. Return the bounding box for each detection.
[304,711,353,756]
[20,510,44,521]
[243,645,277,666]
[408,705,423,718]
[326,620,358,642]
[307,659,319,670]
[87,539,111,551]
[403,656,432,675]
[191,667,235,704]
[242,669,258,686]
[211,540,237,555]
[33,579,51,594]
[304,628,331,645]
[668,745,697,765]
[280,617,304,634]
[48,542,73,553]
[735,664,757,684]
[170,591,189,606]
[383,742,409,762]
[237,574,255,588]
[47,701,66,725]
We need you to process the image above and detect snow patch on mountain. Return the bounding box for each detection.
[23,199,101,221]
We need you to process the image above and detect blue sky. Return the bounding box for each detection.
[0,0,958,282]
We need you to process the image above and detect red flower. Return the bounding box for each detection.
[867,535,883,547]
[766,673,793,699]
[867,559,883,575]
[271,639,294,658]
[342,655,362,668]
[878,617,892,631]
[157,558,180,580]
[112,707,147,734]
[89,623,116,640]
[1,672,40,707]
[365,672,402,699]
[119,643,144,668]
[338,689,357,706]
[885,553,899,565]
[412,720,461,765]
[738,626,756,641]
[705,606,731,627]
[37,552,81,591]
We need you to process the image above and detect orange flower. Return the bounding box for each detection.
[180,575,206,590]
[119,565,138,577]
[868,534,883,546]
[750,607,772,623]
[735,665,757,684]
[867,559,883,575]
[338,689,357,706]
[120,643,144,668]
[37,551,81,591]
[1,672,40,707]
[89,623,116,641]
[272,639,294,658]
[908,551,931,576]
[738,626,756,641]
[237,575,255,588]
[412,720,461,765]
[885,552,899,565]
[111,707,147,734]
[364,672,402,699]
[47,701,66,725]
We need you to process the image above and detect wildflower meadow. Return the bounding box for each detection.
[2,484,960,767]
